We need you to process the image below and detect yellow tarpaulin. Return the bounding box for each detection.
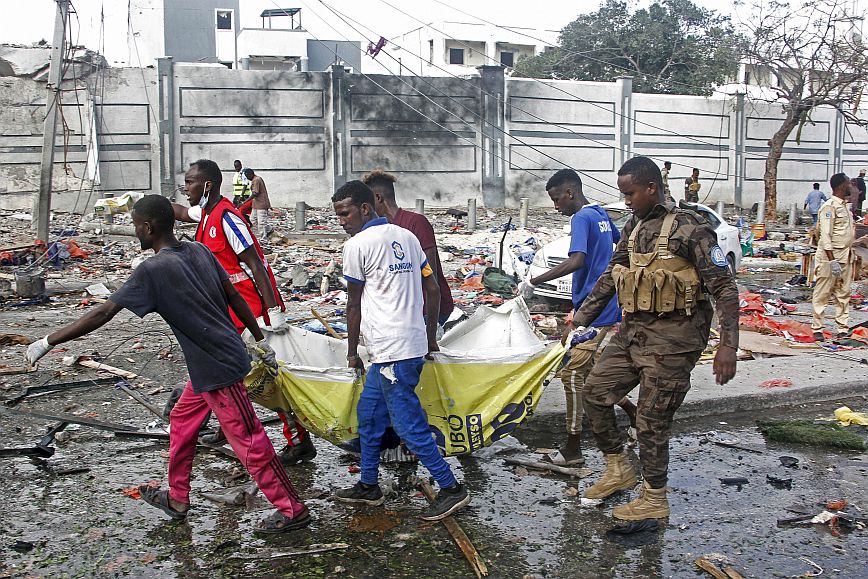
[244,298,565,456]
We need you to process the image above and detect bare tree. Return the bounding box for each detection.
[739,0,868,217]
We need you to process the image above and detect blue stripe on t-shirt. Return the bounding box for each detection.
[223,213,252,249]
[344,275,365,285]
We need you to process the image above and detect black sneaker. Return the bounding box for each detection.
[419,483,470,521]
[278,435,317,466]
[334,482,385,506]
[813,331,824,342]
[200,427,227,446]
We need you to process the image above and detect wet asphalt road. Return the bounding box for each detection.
[0,371,866,579]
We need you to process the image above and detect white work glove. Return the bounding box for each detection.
[247,339,278,370]
[830,261,843,277]
[266,306,287,332]
[26,336,52,366]
[517,279,535,300]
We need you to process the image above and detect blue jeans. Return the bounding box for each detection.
[357,357,457,489]
[811,213,818,226]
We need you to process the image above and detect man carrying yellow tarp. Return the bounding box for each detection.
[330,180,471,522]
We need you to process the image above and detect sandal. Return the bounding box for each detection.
[255,507,312,535]
[544,449,585,466]
[140,486,188,520]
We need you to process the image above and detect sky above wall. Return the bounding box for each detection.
[1,0,735,66]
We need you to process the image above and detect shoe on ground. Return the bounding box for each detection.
[278,435,317,466]
[334,482,385,506]
[419,483,471,521]
[612,481,669,520]
[813,331,825,342]
[837,331,850,338]
[200,428,226,446]
[584,452,637,499]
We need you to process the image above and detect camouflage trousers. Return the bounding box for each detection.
[582,332,701,488]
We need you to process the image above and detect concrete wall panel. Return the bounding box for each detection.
[509,97,615,127]
[350,143,476,173]
[180,87,324,118]
[180,141,326,171]
[509,144,615,172]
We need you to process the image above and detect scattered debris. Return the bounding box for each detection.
[605,519,660,547]
[122,480,160,500]
[695,554,745,579]
[228,543,350,560]
[834,406,868,426]
[758,378,794,388]
[503,456,593,478]
[201,483,259,506]
[766,475,793,490]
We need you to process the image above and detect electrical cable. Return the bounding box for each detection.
[378,0,835,169]
[268,0,620,200]
[306,0,622,199]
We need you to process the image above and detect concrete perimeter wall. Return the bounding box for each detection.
[2,56,867,213]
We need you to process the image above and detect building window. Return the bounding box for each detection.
[428,39,434,65]
[449,48,464,65]
[220,61,233,69]
[216,10,232,30]
[500,51,514,67]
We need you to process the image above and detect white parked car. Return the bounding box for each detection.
[527,201,742,301]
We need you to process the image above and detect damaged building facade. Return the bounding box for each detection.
[1,43,867,214]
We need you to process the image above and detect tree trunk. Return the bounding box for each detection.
[764,110,802,220]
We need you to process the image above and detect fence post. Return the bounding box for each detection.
[478,65,506,207]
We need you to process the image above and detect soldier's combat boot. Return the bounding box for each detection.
[583,452,637,499]
[612,481,669,520]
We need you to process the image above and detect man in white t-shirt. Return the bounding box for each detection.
[331,180,470,522]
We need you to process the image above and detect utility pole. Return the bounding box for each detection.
[33,0,69,242]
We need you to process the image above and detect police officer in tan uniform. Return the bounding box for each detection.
[565,156,739,520]
[812,173,856,340]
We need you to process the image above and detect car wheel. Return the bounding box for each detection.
[727,253,737,277]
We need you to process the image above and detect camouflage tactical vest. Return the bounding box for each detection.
[611,212,703,315]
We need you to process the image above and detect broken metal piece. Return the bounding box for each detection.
[228,543,350,560]
[2,377,116,406]
[503,456,593,478]
[1,406,138,432]
[0,421,67,458]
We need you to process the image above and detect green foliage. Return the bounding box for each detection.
[512,0,744,95]
[758,420,866,450]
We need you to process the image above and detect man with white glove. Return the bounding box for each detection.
[26,336,52,367]
[24,195,310,535]
[248,338,278,369]
[517,279,536,300]
[812,173,856,341]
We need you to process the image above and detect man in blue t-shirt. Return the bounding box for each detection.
[519,169,637,466]
[804,182,828,226]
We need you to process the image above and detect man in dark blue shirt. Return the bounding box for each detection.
[519,169,637,466]
[25,195,310,535]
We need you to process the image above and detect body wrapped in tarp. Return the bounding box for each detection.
[244,298,564,456]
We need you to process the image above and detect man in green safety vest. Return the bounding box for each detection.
[232,159,250,207]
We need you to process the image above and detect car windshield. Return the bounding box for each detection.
[605,208,631,230]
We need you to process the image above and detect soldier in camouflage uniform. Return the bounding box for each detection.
[565,156,739,520]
